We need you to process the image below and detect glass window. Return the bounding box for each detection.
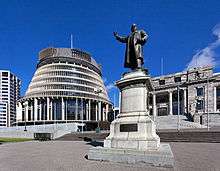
[196,100,204,110]
[196,87,204,96]
[159,80,165,85]
[2,72,8,77]
[174,77,181,83]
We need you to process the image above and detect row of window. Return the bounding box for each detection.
[31,84,94,92]
[39,65,98,76]
[29,77,101,89]
[158,76,182,85]
[33,71,101,84]
[26,91,107,101]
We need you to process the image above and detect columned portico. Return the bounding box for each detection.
[169,91,173,115]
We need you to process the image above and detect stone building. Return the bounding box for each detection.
[149,66,220,124]
[16,47,112,126]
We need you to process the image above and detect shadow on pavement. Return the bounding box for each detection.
[85,140,103,147]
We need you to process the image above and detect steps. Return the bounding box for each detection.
[158,131,220,143]
[56,129,220,143]
[155,115,207,130]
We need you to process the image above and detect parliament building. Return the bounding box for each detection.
[149,66,220,124]
[16,47,112,125]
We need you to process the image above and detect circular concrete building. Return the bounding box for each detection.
[16,48,112,125]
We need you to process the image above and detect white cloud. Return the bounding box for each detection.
[186,24,220,70]
[106,83,116,92]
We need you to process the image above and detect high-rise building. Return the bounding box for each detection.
[17,48,112,125]
[0,70,21,127]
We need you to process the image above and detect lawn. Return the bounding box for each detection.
[0,137,32,143]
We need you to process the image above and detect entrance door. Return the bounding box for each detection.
[158,107,168,116]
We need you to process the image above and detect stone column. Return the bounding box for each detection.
[39,100,42,120]
[106,104,109,121]
[169,91,173,115]
[88,99,91,120]
[50,99,53,120]
[214,86,217,113]
[183,89,187,114]
[153,93,157,121]
[34,98,38,121]
[47,97,50,120]
[95,101,98,121]
[61,97,65,120]
[98,101,102,121]
[75,98,78,120]
[16,102,23,123]
[80,98,84,120]
[30,100,33,121]
[25,101,29,121]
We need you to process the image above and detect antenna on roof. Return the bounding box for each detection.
[71,34,73,49]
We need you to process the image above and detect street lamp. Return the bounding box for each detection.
[24,105,27,131]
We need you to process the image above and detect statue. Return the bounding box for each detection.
[113,24,148,70]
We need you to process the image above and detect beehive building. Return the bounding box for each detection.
[16,47,112,125]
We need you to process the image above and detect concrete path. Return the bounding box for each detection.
[0,141,219,171]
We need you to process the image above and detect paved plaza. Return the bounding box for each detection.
[0,141,219,171]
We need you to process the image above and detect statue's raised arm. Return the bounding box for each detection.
[113,32,128,43]
[113,24,148,70]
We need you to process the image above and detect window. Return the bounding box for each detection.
[159,80,165,85]
[174,77,181,83]
[2,72,8,77]
[196,100,204,110]
[196,87,204,96]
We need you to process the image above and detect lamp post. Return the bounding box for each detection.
[24,104,27,131]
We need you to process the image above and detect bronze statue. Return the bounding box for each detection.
[113,24,148,70]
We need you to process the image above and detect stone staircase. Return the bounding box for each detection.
[56,130,220,143]
[158,131,220,143]
[155,115,207,130]
[204,114,220,127]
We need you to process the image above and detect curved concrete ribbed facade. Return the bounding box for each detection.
[16,48,112,125]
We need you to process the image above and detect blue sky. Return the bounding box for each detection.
[0,0,220,106]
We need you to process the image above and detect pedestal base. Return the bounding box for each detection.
[104,114,160,150]
[88,143,174,168]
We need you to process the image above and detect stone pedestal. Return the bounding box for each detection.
[88,69,174,167]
